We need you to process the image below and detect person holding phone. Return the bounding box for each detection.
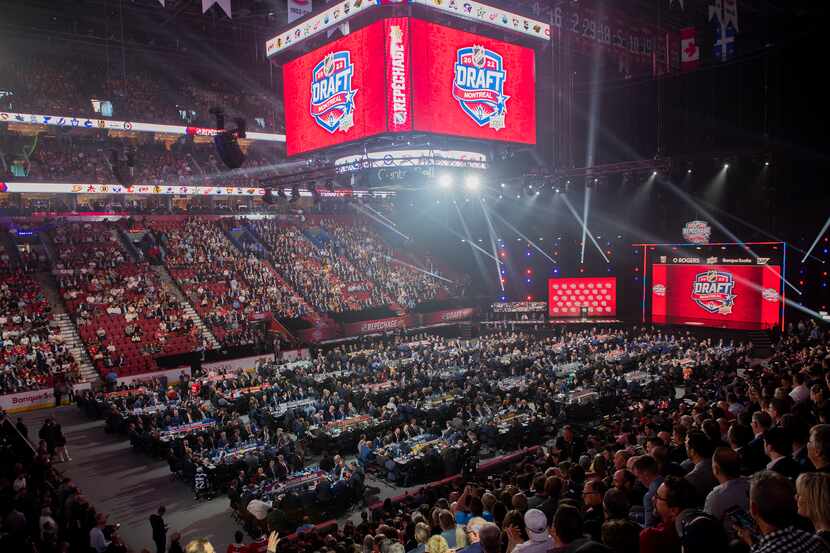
[736,471,830,552]
[704,448,750,535]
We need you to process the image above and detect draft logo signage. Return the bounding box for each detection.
[310,51,358,133]
[652,284,666,297]
[682,220,712,244]
[762,288,779,302]
[691,270,736,315]
[452,45,510,130]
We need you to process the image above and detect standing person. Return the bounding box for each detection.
[54,423,70,462]
[150,506,168,553]
[90,513,110,553]
[169,533,184,553]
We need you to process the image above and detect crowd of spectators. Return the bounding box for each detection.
[249,220,389,315]
[321,220,447,309]
[51,220,206,377]
[2,135,280,190]
[0,271,80,394]
[239,321,830,553]
[152,219,309,346]
[1,413,129,553]
[0,55,279,131]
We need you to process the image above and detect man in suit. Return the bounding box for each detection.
[728,423,768,475]
[763,427,801,479]
[149,506,168,553]
[275,454,290,480]
[748,411,773,461]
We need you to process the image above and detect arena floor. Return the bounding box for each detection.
[18,406,403,552]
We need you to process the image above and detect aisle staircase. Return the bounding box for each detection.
[33,272,98,384]
[53,313,98,384]
[150,265,221,350]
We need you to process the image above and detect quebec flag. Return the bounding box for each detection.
[712,19,736,62]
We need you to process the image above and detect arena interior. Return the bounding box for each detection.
[2,2,830,553]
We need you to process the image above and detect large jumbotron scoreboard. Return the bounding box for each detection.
[272,3,540,156]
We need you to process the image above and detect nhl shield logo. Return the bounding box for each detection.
[453,45,510,130]
[310,51,358,133]
[691,270,736,315]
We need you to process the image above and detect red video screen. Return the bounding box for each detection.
[548,277,617,318]
[410,19,537,144]
[283,19,387,157]
[651,264,781,330]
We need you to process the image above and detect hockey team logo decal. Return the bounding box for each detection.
[453,45,510,130]
[310,51,358,133]
[691,270,736,315]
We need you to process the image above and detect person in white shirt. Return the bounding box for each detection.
[89,513,110,553]
[508,509,554,553]
[790,372,810,404]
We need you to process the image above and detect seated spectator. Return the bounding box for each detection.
[684,431,717,503]
[808,424,830,472]
[601,518,640,553]
[795,472,830,544]
[508,508,554,553]
[550,505,587,553]
[639,476,697,553]
[763,427,801,479]
[704,447,750,529]
[738,471,829,552]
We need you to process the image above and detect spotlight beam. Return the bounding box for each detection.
[658,176,802,296]
[801,214,830,264]
[560,195,610,263]
[479,199,505,292]
[381,254,454,284]
[421,209,505,265]
[694,197,825,264]
[361,202,398,228]
[452,201,498,288]
[487,208,558,265]
[580,186,591,264]
[350,203,410,241]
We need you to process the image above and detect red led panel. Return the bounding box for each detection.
[410,19,536,144]
[651,264,781,330]
[283,19,387,157]
[548,277,617,318]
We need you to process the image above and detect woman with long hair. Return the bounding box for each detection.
[796,472,830,544]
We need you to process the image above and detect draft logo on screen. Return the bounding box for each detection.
[310,51,358,133]
[691,270,736,315]
[452,45,510,130]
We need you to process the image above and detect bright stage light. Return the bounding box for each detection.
[464,175,480,191]
[438,174,453,188]
[724,163,730,169]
